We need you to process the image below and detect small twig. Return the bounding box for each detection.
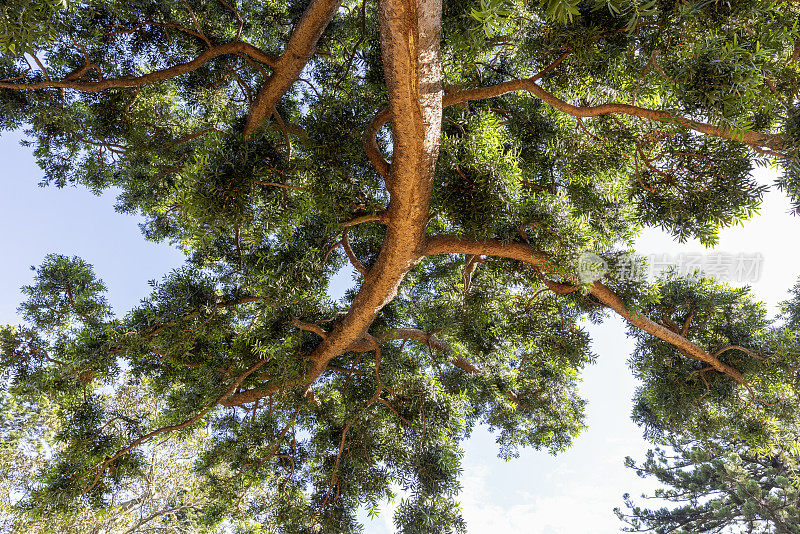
[181,0,211,48]
[291,318,328,338]
[690,366,714,403]
[713,345,766,361]
[332,0,367,91]
[253,180,306,191]
[271,106,292,157]
[297,77,323,99]
[30,54,52,81]
[681,311,694,336]
[216,0,244,39]
[530,47,571,83]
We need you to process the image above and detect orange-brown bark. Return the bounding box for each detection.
[242,0,343,136]
[298,0,444,386]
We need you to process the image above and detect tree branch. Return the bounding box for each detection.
[291,318,328,338]
[713,345,765,361]
[362,46,786,183]
[88,358,269,489]
[382,328,480,373]
[442,79,787,155]
[219,382,285,407]
[461,254,483,295]
[341,211,387,227]
[342,231,368,276]
[363,108,391,178]
[243,0,343,136]
[0,42,277,92]
[424,235,747,385]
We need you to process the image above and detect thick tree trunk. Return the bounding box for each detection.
[302,0,443,383]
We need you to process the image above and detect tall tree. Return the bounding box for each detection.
[1,0,800,531]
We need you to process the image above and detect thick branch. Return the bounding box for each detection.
[442,79,786,154]
[363,51,786,181]
[424,236,746,385]
[0,42,276,92]
[219,381,285,407]
[243,0,343,136]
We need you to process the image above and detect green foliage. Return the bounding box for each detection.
[0,378,225,533]
[621,272,800,531]
[19,254,111,335]
[617,434,800,533]
[470,0,515,37]
[0,0,69,55]
[628,273,800,444]
[0,0,799,531]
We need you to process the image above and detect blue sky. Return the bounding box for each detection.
[1,130,797,532]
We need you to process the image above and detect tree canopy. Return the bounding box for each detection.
[618,283,800,533]
[2,0,800,531]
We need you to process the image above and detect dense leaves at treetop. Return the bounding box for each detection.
[2,0,800,531]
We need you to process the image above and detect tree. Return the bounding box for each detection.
[617,435,800,534]
[1,0,800,531]
[1,373,223,534]
[617,282,800,533]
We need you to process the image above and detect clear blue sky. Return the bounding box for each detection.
[1,130,797,532]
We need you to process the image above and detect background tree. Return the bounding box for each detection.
[617,434,800,534]
[1,0,800,531]
[0,370,223,534]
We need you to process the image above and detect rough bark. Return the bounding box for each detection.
[300,0,444,386]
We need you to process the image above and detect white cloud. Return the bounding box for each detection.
[458,462,632,534]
